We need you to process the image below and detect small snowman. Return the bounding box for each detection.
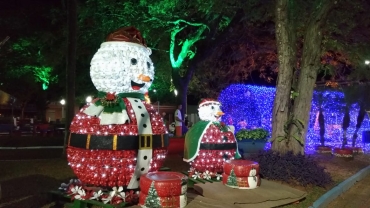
[184,98,241,177]
[67,27,168,189]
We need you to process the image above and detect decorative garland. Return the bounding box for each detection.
[213,122,229,132]
[94,91,144,114]
[59,179,139,205]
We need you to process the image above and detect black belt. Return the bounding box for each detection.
[68,133,169,150]
[200,143,237,150]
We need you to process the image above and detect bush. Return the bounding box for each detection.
[235,128,269,141]
[247,150,332,187]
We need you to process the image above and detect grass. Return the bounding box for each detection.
[279,180,343,208]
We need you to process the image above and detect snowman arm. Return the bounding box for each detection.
[100,109,130,125]
[83,104,104,116]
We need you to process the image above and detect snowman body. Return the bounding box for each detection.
[184,99,240,176]
[67,27,169,189]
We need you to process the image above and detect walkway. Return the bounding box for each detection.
[327,172,370,208]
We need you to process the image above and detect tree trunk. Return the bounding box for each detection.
[342,106,350,147]
[319,109,325,146]
[272,0,336,155]
[271,0,296,154]
[64,0,77,155]
[352,105,366,147]
[20,102,26,120]
[290,0,336,154]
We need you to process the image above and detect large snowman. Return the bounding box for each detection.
[184,98,241,178]
[67,27,168,189]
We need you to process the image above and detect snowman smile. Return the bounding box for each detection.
[131,80,145,90]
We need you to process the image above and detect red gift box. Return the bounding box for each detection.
[222,173,261,189]
[223,160,260,177]
[140,172,187,197]
[139,192,187,208]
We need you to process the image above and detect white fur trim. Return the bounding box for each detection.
[99,110,130,125]
[83,104,104,116]
[199,101,220,107]
[228,125,235,134]
[126,98,153,189]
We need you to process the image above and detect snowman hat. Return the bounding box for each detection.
[198,98,221,107]
[105,26,152,55]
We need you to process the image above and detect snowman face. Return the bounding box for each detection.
[90,42,154,94]
[198,102,224,122]
[181,184,187,194]
[249,168,257,177]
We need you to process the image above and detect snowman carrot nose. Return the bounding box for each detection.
[216,111,224,116]
[138,74,152,82]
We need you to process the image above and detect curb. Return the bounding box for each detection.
[0,146,63,149]
[309,164,370,208]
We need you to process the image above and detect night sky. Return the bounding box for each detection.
[0,0,62,38]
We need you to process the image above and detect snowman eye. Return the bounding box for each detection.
[131,58,137,65]
[147,62,151,69]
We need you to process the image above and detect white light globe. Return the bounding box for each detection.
[60,99,66,105]
[86,96,92,103]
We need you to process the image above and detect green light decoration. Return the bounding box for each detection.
[25,65,56,90]
[169,19,209,69]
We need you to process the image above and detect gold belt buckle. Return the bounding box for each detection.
[139,134,153,149]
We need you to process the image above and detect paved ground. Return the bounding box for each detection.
[327,172,370,208]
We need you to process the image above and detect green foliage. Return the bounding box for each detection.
[276,115,305,145]
[235,128,269,141]
[248,151,333,187]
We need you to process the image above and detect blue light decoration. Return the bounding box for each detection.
[218,84,370,153]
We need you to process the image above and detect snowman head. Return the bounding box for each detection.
[198,98,224,122]
[90,27,154,94]
[249,167,257,177]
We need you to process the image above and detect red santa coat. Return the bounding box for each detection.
[67,97,168,188]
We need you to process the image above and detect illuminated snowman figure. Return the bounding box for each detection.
[67,27,168,189]
[249,167,257,177]
[184,98,241,178]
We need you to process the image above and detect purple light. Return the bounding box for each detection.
[218,84,370,153]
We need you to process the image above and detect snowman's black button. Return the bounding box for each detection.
[144,156,148,160]
[131,58,137,65]
[134,100,138,102]
[141,167,145,171]
[141,113,145,117]
[143,124,147,128]
[137,177,140,181]
[138,106,142,109]
[147,62,150,68]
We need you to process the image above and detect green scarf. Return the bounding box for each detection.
[94,91,145,114]
[213,121,229,132]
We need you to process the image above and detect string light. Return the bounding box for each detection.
[219,84,370,153]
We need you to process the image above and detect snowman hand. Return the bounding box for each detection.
[100,110,130,125]
[83,104,104,116]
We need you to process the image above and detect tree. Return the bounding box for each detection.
[271,0,342,154]
[64,0,77,154]
[144,181,161,208]
[226,168,238,187]
[342,84,370,147]
[78,0,257,109]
